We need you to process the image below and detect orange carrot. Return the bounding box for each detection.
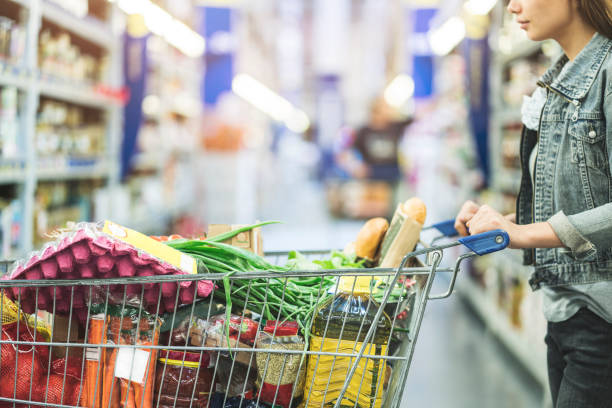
[134,318,159,408]
[103,317,121,408]
[84,315,105,408]
[120,378,136,408]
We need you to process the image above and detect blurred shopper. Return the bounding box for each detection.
[348,97,411,181]
[455,1,612,406]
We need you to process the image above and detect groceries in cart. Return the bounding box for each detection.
[0,199,434,408]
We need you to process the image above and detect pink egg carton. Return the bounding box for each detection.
[4,222,214,316]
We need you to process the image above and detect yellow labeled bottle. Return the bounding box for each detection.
[304,276,391,408]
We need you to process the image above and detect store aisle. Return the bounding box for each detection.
[404,276,544,408]
[261,180,544,408]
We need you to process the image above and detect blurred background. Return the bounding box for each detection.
[0,0,559,406]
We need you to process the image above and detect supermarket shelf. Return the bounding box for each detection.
[456,277,549,388]
[40,1,114,49]
[37,162,110,181]
[500,40,542,65]
[0,68,31,90]
[37,78,120,108]
[0,63,121,108]
[0,170,26,184]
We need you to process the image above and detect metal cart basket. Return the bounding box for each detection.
[0,225,508,408]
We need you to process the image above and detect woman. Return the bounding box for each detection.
[455,0,612,406]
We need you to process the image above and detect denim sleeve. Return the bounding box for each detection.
[551,68,612,258]
[548,210,602,260]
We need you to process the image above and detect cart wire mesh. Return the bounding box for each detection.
[0,230,507,408]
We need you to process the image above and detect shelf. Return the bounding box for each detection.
[0,170,25,184]
[456,277,548,388]
[37,77,122,108]
[37,159,110,181]
[40,1,114,49]
[0,63,121,108]
[0,66,31,90]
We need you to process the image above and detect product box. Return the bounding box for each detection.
[51,314,84,358]
[208,224,263,256]
[379,204,422,268]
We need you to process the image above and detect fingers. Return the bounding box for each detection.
[454,200,480,236]
[466,205,503,235]
[504,213,516,223]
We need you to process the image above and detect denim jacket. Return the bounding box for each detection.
[516,33,612,290]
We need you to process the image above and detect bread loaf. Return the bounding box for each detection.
[354,218,389,260]
[401,197,427,225]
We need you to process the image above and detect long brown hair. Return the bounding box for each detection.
[575,0,612,38]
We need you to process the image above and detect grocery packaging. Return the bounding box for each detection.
[4,221,213,316]
[101,306,160,408]
[208,224,264,256]
[304,275,391,408]
[202,314,258,366]
[214,356,258,398]
[155,350,213,408]
[256,321,306,408]
[378,198,427,268]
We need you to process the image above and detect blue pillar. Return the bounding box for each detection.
[409,7,437,99]
[200,7,234,107]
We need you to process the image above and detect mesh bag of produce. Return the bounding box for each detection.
[0,320,49,404]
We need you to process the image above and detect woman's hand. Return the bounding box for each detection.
[466,206,562,249]
[454,200,480,237]
[466,205,523,247]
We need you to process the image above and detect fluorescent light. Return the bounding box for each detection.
[112,0,205,58]
[117,0,147,15]
[285,110,310,133]
[143,3,172,36]
[232,74,311,133]
[464,0,498,15]
[428,17,466,56]
[384,74,415,108]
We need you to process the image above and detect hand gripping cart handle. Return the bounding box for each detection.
[335,222,509,408]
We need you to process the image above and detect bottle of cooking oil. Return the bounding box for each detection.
[304,275,391,408]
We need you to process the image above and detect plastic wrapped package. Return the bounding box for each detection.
[202,314,258,366]
[100,306,161,408]
[154,350,213,408]
[3,222,214,317]
[214,356,257,399]
[255,321,305,408]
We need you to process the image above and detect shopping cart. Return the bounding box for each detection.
[0,224,508,408]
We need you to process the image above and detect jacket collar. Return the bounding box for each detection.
[539,32,612,100]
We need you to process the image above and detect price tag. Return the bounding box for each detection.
[114,348,150,384]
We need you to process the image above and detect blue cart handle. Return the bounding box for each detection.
[424,219,459,237]
[458,229,509,255]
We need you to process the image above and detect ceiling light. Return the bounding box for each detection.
[384,74,415,108]
[232,74,310,133]
[428,17,466,56]
[464,0,498,16]
[112,0,205,58]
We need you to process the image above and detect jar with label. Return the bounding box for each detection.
[255,321,305,408]
[155,350,213,408]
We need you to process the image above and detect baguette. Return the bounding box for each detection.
[401,197,426,225]
[354,218,389,260]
